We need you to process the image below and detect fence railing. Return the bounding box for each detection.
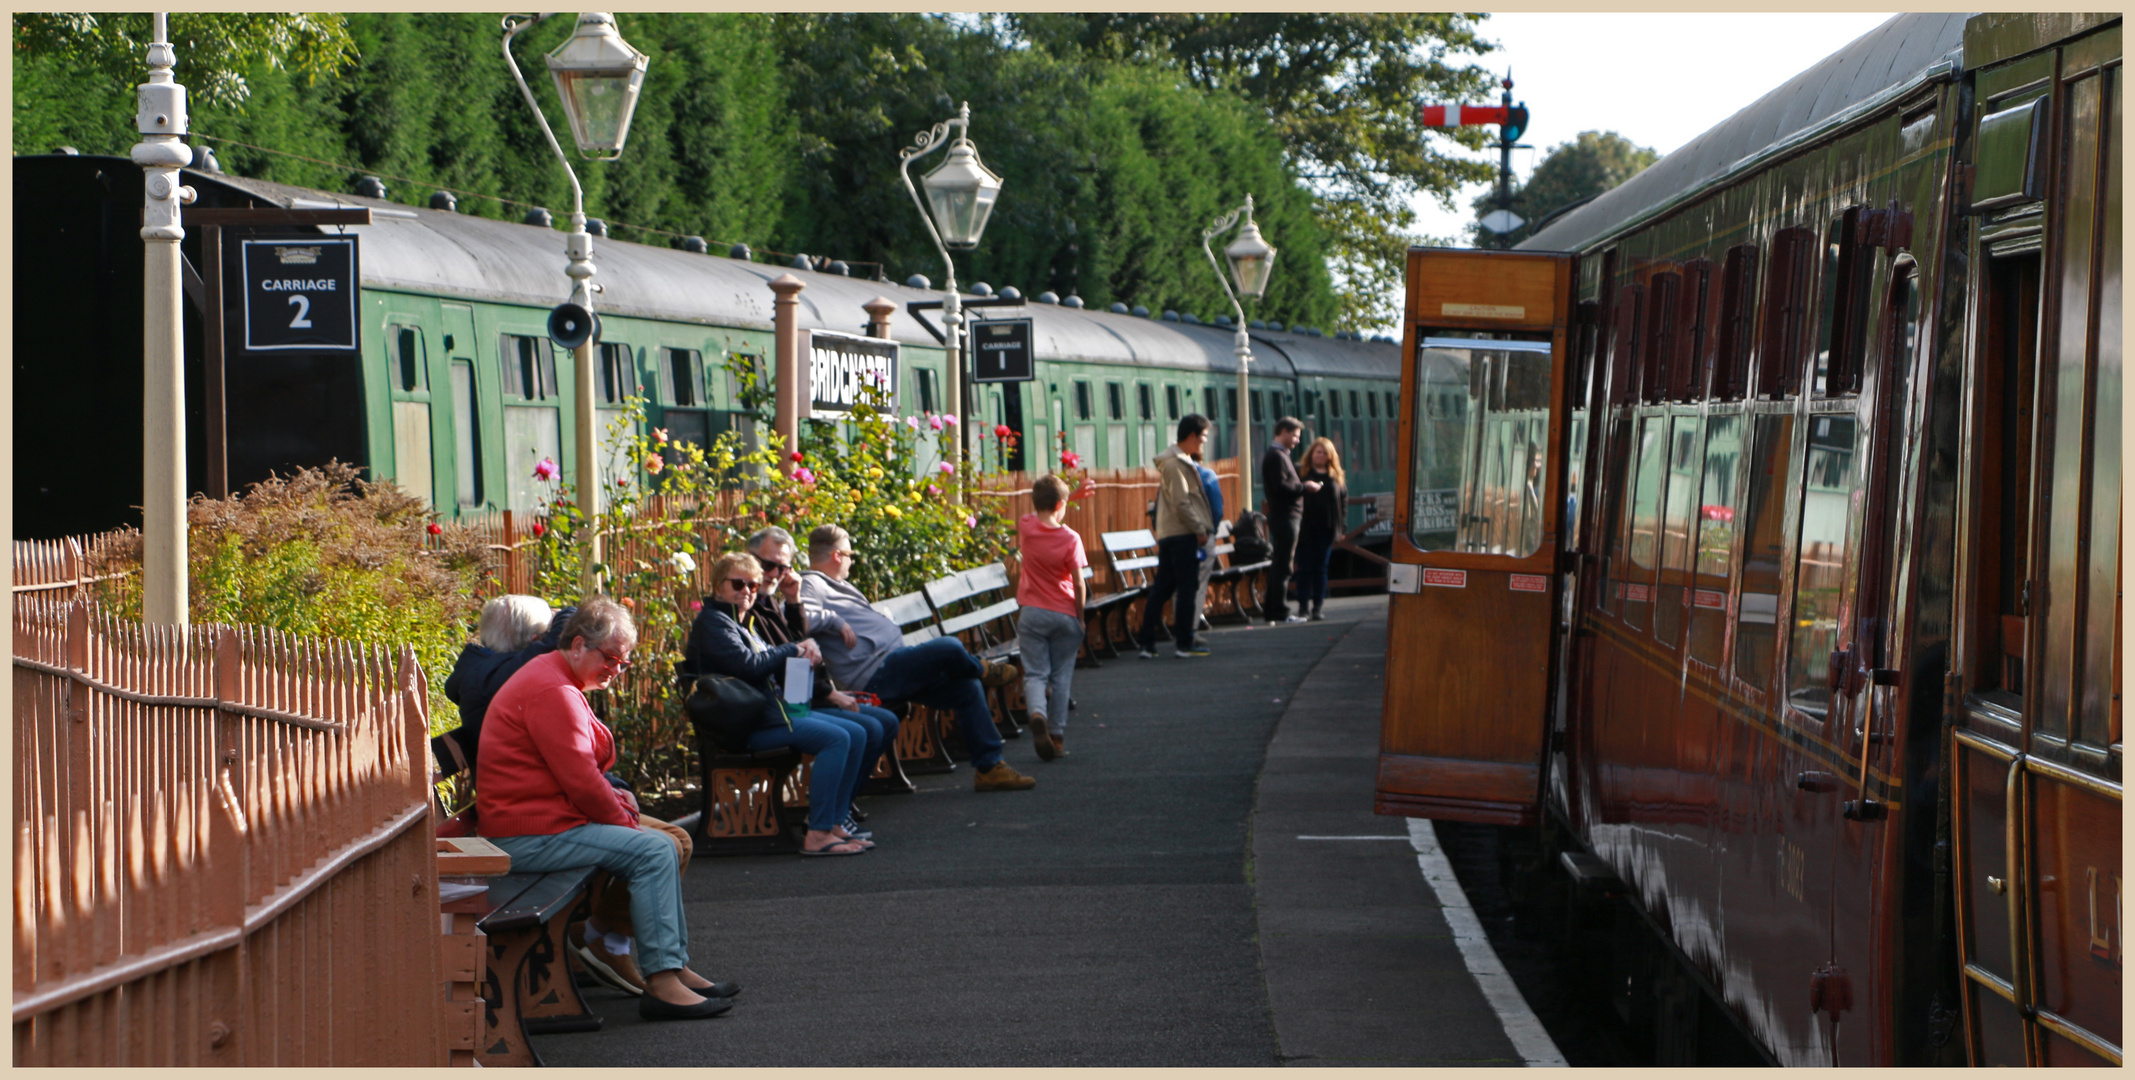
[12,587,447,1066]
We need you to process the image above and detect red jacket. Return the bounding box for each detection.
[475,651,636,837]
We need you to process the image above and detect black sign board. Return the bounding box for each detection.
[807,329,899,416]
[241,237,358,352]
[970,317,1034,382]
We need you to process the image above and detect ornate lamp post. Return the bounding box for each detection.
[1202,194,1277,506]
[899,102,1003,473]
[133,12,196,626]
[502,12,648,595]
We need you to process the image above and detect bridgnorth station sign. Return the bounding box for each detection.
[807,329,899,417]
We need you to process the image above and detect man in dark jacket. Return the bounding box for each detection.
[1259,417,1320,624]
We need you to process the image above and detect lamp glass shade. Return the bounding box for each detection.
[547,13,649,156]
[923,141,1003,250]
[1224,220,1277,299]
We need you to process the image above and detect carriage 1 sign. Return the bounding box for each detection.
[241,238,358,351]
[807,329,899,417]
[970,317,1034,383]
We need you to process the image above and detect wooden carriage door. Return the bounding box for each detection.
[1377,250,1573,825]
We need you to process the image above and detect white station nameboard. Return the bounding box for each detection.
[807,329,899,417]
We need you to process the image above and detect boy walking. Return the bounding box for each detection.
[1014,475,1087,760]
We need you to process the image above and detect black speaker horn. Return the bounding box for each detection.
[549,302,598,350]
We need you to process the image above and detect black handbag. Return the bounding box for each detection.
[1232,510,1273,565]
[685,673,790,754]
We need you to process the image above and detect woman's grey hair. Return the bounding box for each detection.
[746,525,796,559]
[558,596,636,652]
[807,524,851,566]
[477,594,553,653]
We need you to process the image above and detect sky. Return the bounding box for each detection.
[1410,11,1900,243]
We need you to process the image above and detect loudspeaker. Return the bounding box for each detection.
[548,302,599,350]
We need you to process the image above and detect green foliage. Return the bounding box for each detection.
[1470,130,1658,247]
[13,13,356,109]
[83,462,490,735]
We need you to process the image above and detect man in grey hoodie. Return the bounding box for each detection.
[796,524,1036,792]
[1135,413,1215,658]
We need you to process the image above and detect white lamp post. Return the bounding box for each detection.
[502,12,648,596]
[133,12,197,626]
[1202,194,1277,508]
[899,102,1003,474]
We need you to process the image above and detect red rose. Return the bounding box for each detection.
[532,522,547,537]
[426,523,443,535]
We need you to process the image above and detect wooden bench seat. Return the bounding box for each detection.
[693,743,810,855]
[870,589,955,774]
[923,562,1026,737]
[441,865,603,1067]
[1087,528,1159,655]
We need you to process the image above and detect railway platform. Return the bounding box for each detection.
[527,594,1561,1067]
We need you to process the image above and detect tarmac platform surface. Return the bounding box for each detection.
[532,593,1540,1067]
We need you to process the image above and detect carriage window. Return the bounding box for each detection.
[1733,414,1796,687]
[1137,382,1154,421]
[1610,284,1645,405]
[913,367,938,414]
[451,362,482,508]
[1653,415,1702,648]
[1620,415,1668,629]
[1165,384,1180,421]
[663,348,704,407]
[1673,260,1712,401]
[1815,208,1874,397]
[1073,380,1092,421]
[1758,227,1815,398]
[1105,381,1125,421]
[1250,390,1265,422]
[1349,389,1362,418]
[1642,272,1679,404]
[390,325,427,393]
[1785,414,1860,720]
[1407,337,1552,557]
[500,334,557,401]
[1686,414,1744,666]
[1330,388,1343,418]
[1714,245,1759,399]
[599,343,633,405]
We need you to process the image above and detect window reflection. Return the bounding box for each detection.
[1407,338,1553,557]
[1786,415,1859,719]
[1733,414,1795,688]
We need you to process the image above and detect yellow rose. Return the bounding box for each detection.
[884,505,903,518]
[866,466,884,479]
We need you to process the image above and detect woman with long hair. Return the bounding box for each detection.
[1295,436,1349,621]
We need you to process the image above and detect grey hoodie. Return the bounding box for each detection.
[796,569,907,691]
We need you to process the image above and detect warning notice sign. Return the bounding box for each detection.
[1693,589,1729,610]
[1423,569,1467,588]
[1508,574,1548,593]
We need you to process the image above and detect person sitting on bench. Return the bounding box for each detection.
[434,594,572,777]
[478,597,737,1021]
[797,524,1037,792]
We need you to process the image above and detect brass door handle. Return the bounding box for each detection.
[1987,875,2006,895]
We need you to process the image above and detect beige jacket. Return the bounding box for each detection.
[1152,444,1214,541]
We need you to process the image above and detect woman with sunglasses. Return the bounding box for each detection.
[685,551,873,856]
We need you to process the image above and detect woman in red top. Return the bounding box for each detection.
[477,597,734,1021]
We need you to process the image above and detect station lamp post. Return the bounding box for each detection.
[1201,195,1276,507]
[502,11,648,596]
[133,12,196,626]
[899,102,1003,474]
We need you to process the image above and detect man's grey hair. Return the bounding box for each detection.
[557,596,636,651]
[476,594,552,653]
[807,524,851,566]
[745,525,796,558]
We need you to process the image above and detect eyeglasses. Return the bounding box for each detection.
[726,577,762,593]
[832,548,854,559]
[593,646,633,672]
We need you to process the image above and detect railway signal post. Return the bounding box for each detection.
[501,12,649,596]
[132,12,195,626]
[1419,75,1530,248]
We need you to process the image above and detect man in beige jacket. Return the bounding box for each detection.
[1135,413,1216,658]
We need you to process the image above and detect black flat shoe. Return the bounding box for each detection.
[696,981,741,999]
[640,994,734,1021]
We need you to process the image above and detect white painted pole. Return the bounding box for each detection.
[132,12,195,626]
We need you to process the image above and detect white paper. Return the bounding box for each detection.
[783,657,812,704]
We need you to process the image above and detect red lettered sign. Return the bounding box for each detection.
[1693,589,1729,610]
[1622,583,1652,603]
[1423,569,1467,588]
[1508,574,1548,593]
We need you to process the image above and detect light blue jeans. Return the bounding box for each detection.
[488,822,689,975]
[745,711,867,832]
[1016,606,1082,736]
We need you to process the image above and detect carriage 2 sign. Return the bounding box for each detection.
[807,329,900,417]
[241,238,358,351]
[970,318,1034,383]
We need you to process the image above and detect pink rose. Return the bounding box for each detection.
[690,599,703,612]
[927,484,942,496]
[533,457,559,481]
[941,414,959,427]
[937,461,954,474]
[653,428,669,444]
[644,454,666,474]
[964,514,978,527]
[928,414,944,431]
[794,466,817,485]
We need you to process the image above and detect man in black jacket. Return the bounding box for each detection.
[1258,417,1321,624]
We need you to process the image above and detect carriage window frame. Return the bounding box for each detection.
[1783,407,1864,725]
[1642,271,1680,404]
[1814,207,1875,398]
[1713,244,1760,400]
[1136,382,1154,421]
[598,342,634,405]
[1672,259,1713,402]
[1405,335,1555,558]
[1072,379,1093,421]
[662,347,704,408]
[498,333,558,402]
[1165,384,1181,421]
[387,324,429,396]
[1105,380,1125,421]
[1757,227,1816,398]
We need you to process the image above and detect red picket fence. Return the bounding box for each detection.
[11,541,449,1066]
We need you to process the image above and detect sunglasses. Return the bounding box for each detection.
[726,577,762,592]
[759,560,791,574]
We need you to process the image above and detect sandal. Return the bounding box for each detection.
[799,839,866,857]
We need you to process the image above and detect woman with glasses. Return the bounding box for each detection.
[478,597,738,1021]
[685,551,873,856]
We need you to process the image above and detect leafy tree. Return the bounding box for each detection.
[13,13,356,108]
[1469,129,1658,247]
[1007,13,1502,327]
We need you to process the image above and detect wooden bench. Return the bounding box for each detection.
[439,865,604,1067]
[1206,519,1270,622]
[922,561,1026,737]
[870,589,956,774]
[694,743,809,855]
[1087,529,1159,655]
[438,836,510,1066]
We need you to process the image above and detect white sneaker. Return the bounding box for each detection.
[1137,648,1160,659]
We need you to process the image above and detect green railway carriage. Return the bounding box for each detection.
[14,154,1399,539]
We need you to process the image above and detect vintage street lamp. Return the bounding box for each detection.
[900,102,1003,472]
[1202,194,1277,505]
[502,12,649,596]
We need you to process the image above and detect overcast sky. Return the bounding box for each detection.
[1412,11,1900,241]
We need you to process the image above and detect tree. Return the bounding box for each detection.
[1469,130,1658,247]
[1008,14,1502,328]
[12,13,355,109]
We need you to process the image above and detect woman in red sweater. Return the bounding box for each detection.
[477,597,734,1021]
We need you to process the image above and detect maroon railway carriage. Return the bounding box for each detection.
[1376,13,2119,1066]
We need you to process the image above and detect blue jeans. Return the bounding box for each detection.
[488,823,689,975]
[1137,533,1204,651]
[863,637,1003,771]
[1016,606,1081,735]
[820,703,898,798]
[745,712,866,832]
[1296,528,1335,606]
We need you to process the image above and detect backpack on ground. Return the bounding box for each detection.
[1232,510,1272,564]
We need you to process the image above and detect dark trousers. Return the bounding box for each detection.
[1264,512,1302,619]
[1136,533,1205,652]
[862,637,1003,771]
[1296,527,1335,608]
